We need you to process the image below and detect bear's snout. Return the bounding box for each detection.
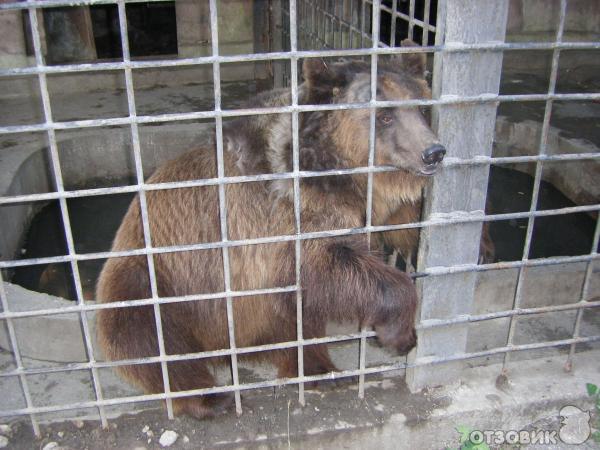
[420,144,446,175]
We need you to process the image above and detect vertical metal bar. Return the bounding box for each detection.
[339,0,345,49]
[27,6,108,429]
[408,0,415,41]
[208,0,243,415]
[423,0,431,46]
[348,0,355,48]
[406,0,509,392]
[502,0,567,374]
[390,0,398,46]
[116,0,174,419]
[311,0,317,49]
[288,0,306,406]
[358,0,381,400]
[565,217,600,371]
[328,0,333,48]
[360,0,366,48]
[0,273,39,436]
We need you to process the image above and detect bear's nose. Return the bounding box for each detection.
[422,144,446,165]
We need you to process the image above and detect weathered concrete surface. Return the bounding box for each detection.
[494,116,600,207]
[1,349,598,449]
[0,10,30,69]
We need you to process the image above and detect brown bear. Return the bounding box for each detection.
[95,48,446,419]
[380,202,496,270]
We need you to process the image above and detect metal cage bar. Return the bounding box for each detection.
[115,0,175,419]
[207,0,243,415]
[501,0,567,373]
[25,5,109,429]
[0,0,599,428]
[565,216,600,370]
[289,0,307,407]
[2,333,599,419]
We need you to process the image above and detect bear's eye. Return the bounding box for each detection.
[377,113,394,125]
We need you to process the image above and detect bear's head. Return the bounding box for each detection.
[301,40,445,177]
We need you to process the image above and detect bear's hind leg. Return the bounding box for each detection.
[99,303,232,420]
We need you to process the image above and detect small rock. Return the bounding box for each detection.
[146,431,154,438]
[183,435,190,443]
[72,420,85,429]
[57,431,64,438]
[141,425,150,434]
[0,425,10,436]
[159,430,178,447]
[0,436,8,449]
[147,438,152,444]
[42,443,59,450]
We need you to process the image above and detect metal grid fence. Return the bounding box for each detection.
[0,0,598,436]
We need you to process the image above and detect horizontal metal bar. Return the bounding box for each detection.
[419,298,600,329]
[2,334,598,418]
[0,331,374,378]
[2,91,600,135]
[3,298,599,380]
[0,285,298,319]
[424,253,599,276]
[1,203,598,271]
[1,251,597,321]
[1,151,598,206]
[2,39,600,78]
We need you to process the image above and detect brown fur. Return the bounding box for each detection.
[380,200,496,266]
[96,45,443,419]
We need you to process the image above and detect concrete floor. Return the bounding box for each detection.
[1,349,598,449]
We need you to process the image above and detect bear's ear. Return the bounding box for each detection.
[387,39,426,78]
[302,58,344,88]
[302,58,328,85]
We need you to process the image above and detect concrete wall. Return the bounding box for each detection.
[507,0,600,38]
[0,1,269,99]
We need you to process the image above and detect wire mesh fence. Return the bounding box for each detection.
[0,0,598,436]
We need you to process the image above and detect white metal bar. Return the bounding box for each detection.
[207,0,243,416]
[408,0,415,41]
[0,272,39,435]
[2,149,600,206]
[2,251,599,323]
[565,215,600,370]
[115,0,174,418]
[3,295,599,381]
[27,5,109,430]
[2,334,599,419]
[422,0,431,46]
[358,0,381,399]
[2,203,599,273]
[502,0,567,374]
[4,89,600,136]
[390,0,398,46]
[288,0,306,406]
